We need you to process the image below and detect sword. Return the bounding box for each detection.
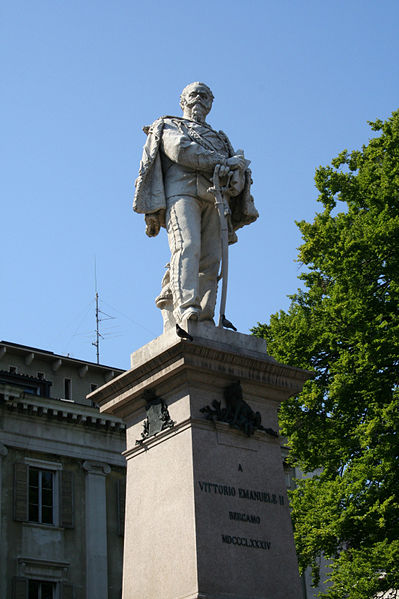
[208,164,232,328]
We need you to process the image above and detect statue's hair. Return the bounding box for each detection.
[180,82,214,110]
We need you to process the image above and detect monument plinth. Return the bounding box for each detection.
[90,324,310,599]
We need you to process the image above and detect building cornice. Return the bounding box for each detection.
[0,340,124,380]
[1,388,125,433]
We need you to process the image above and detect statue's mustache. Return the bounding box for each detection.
[187,100,207,110]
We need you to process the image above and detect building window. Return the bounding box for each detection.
[15,460,74,528]
[13,577,74,599]
[28,580,55,599]
[28,468,55,525]
[64,378,71,400]
[9,365,17,374]
[283,464,295,491]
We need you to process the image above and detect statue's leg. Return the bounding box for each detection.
[166,196,202,322]
[155,264,176,331]
[198,200,221,321]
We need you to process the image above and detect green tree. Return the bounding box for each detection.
[253,110,399,598]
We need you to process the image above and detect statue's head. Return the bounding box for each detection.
[180,82,214,123]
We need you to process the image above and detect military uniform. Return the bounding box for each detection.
[133,115,258,325]
[160,118,232,321]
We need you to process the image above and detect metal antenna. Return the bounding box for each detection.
[92,259,115,364]
[92,258,101,363]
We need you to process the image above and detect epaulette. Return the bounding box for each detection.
[142,116,178,136]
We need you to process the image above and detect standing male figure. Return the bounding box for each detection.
[134,82,258,327]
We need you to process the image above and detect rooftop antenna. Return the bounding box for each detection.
[92,258,101,363]
[92,259,115,364]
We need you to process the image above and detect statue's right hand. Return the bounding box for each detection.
[226,155,247,171]
[145,213,161,237]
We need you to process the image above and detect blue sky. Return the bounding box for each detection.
[2,0,399,369]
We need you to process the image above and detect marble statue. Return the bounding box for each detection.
[133,82,258,329]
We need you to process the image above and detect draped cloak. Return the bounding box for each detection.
[133,116,259,245]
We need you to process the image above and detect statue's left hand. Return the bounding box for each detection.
[226,155,247,171]
[145,212,161,237]
[228,169,246,197]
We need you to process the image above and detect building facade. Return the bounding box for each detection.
[0,341,126,599]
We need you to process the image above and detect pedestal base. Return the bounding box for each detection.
[90,325,310,599]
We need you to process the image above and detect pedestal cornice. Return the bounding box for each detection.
[123,417,277,461]
[91,332,311,420]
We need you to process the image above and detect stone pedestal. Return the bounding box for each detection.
[91,323,310,599]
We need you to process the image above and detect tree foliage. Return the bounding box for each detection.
[252,110,399,598]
